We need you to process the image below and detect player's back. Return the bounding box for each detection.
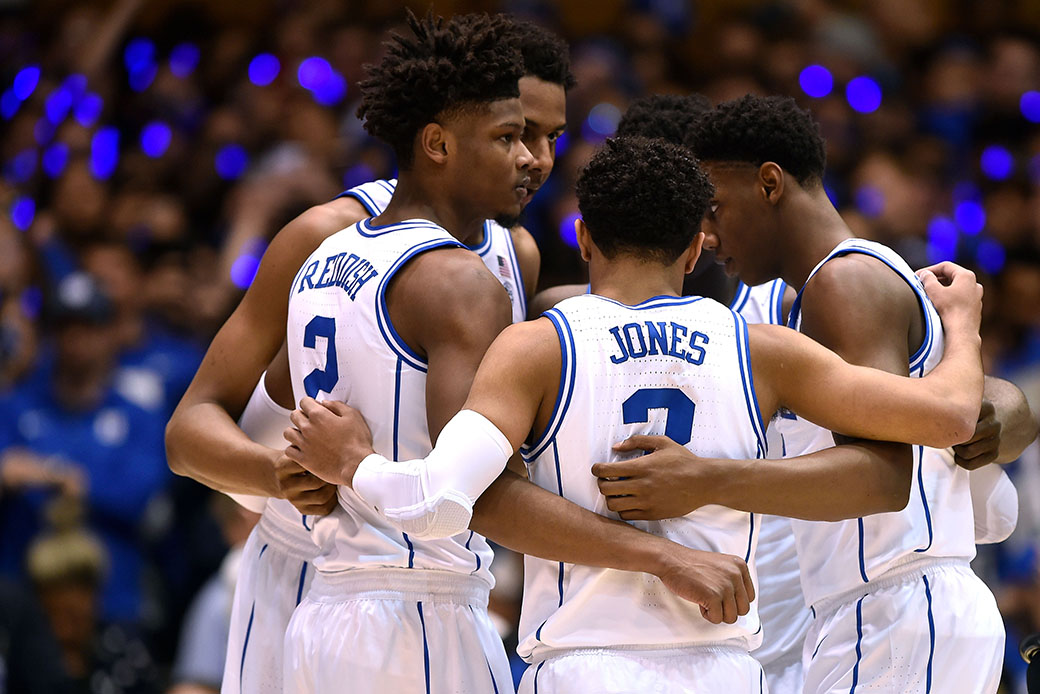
[285,217,494,584]
[778,238,974,607]
[517,293,767,662]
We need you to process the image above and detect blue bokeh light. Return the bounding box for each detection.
[846,76,882,113]
[140,121,172,158]
[249,54,281,87]
[1029,154,1040,184]
[90,127,120,179]
[63,74,87,97]
[34,118,56,145]
[42,142,69,178]
[312,72,347,106]
[554,130,570,158]
[952,180,981,204]
[926,216,958,264]
[129,64,157,92]
[559,211,581,248]
[10,197,35,232]
[854,185,885,218]
[976,239,1006,275]
[1,89,20,119]
[343,163,375,189]
[215,144,249,180]
[124,38,155,73]
[230,242,267,289]
[799,65,833,98]
[20,287,42,318]
[169,43,200,78]
[954,200,986,235]
[44,87,73,124]
[298,57,333,91]
[585,103,621,138]
[12,66,41,101]
[980,145,1013,180]
[6,149,36,183]
[74,93,103,127]
[1021,91,1040,123]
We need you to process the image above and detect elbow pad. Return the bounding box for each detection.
[353,410,512,540]
[971,464,1019,544]
[225,373,291,514]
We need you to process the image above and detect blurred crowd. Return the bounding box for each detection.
[1,0,1039,692]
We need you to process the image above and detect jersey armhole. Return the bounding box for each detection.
[520,309,575,463]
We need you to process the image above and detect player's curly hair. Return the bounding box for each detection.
[503,18,575,89]
[616,93,711,145]
[576,137,714,264]
[689,94,826,185]
[357,11,525,168]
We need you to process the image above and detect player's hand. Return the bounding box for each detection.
[953,399,1004,470]
[273,454,338,515]
[592,435,718,520]
[917,261,983,336]
[653,547,754,625]
[284,397,375,488]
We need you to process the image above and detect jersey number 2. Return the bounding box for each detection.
[622,387,695,445]
[303,316,338,398]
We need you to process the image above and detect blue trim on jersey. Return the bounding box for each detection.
[336,188,380,216]
[731,282,751,313]
[924,574,935,692]
[533,661,545,694]
[377,178,397,197]
[417,602,431,693]
[760,668,765,693]
[258,543,268,560]
[467,220,495,255]
[522,309,576,461]
[857,518,869,583]
[465,531,482,574]
[744,512,756,563]
[375,237,466,372]
[811,634,826,660]
[485,653,500,694]
[771,280,787,325]
[588,294,706,312]
[403,532,415,568]
[503,225,528,320]
[734,314,768,457]
[301,514,311,531]
[850,596,865,693]
[913,445,935,553]
[295,562,308,606]
[359,216,444,237]
[393,358,402,459]
[239,602,256,688]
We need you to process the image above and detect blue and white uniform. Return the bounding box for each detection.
[732,280,811,694]
[221,179,526,694]
[776,239,1003,694]
[517,293,768,694]
[282,215,510,693]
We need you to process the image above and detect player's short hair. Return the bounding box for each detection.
[576,136,714,264]
[503,18,576,89]
[357,11,525,169]
[616,93,711,146]
[689,94,827,185]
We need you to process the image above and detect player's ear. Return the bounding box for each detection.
[758,162,784,206]
[419,123,450,165]
[683,231,705,274]
[576,218,593,262]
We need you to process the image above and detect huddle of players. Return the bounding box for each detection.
[164,11,1035,694]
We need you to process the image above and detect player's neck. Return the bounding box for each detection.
[589,255,683,306]
[778,191,852,289]
[373,174,486,244]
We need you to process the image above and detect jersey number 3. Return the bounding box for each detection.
[303,315,338,398]
[622,387,695,445]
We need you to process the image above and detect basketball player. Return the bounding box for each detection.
[164,15,583,694]
[680,95,1004,693]
[278,17,760,694]
[284,136,985,692]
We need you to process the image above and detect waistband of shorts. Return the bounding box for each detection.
[307,567,490,606]
[528,639,751,665]
[255,512,319,562]
[811,557,971,618]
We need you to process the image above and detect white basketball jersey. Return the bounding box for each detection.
[732,280,813,667]
[516,293,767,662]
[776,238,975,607]
[285,217,494,585]
[341,179,528,322]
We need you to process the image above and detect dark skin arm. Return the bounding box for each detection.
[165,197,367,502]
[510,225,541,301]
[954,376,1039,469]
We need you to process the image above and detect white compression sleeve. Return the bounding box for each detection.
[352,409,512,540]
[225,372,291,514]
[970,463,1019,544]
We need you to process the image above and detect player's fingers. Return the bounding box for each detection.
[299,397,322,415]
[618,509,654,521]
[954,433,999,459]
[283,426,303,448]
[699,599,723,625]
[591,460,640,479]
[737,557,755,604]
[604,495,640,513]
[596,477,637,496]
[611,435,670,454]
[954,449,998,470]
[289,408,308,431]
[721,589,738,625]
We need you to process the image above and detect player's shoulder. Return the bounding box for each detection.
[508,224,539,259]
[803,251,916,314]
[274,197,370,253]
[395,246,512,325]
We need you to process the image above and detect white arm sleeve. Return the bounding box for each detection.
[352,409,512,540]
[224,373,292,514]
[971,463,1019,545]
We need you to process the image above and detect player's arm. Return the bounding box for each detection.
[953,377,1038,469]
[165,199,368,496]
[510,225,541,301]
[528,283,587,319]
